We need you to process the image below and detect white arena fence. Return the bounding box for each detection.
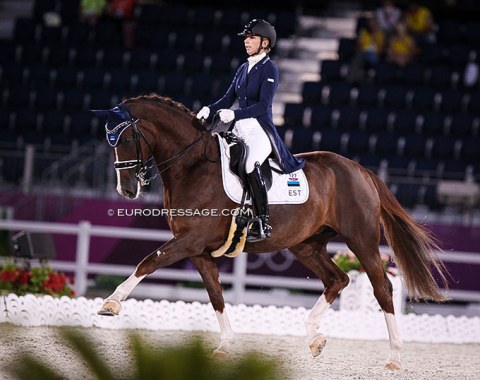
[1,294,479,344]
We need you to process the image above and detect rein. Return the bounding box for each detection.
[114,111,223,185]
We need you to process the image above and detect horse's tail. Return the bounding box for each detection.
[367,170,449,301]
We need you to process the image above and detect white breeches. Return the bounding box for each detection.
[232,118,272,173]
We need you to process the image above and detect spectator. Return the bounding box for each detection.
[386,22,418,67]
[106,0,138,49]
[404,1,436,44]
[376,0,402,38]
[80,0,107,26]
[347,16,386,82]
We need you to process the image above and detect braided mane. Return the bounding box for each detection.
[122,94,196,118]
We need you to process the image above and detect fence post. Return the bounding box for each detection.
[75,220,91,296]
[232,252,248,304]
[22,144,35,194]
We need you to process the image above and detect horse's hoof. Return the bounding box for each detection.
[97,299,122,316]
[385,360,402,371]
[212,348,229,359]
[309,334,327,357]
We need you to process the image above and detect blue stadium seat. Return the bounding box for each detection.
[337,37,356,62]
[409,87,437,112]
[26,64,51,87]
[39,25,63,45]
[105,68,133,92]
[18,43,45,65]
[381,85,407,110]
[13,18,37,43]
[33,0,57,21]
[439,89,465,114]
[161,72,186,97]
[392,182,421,208]
[190,73,214,102]
[403,133,428,158]
[191,6,216,29]
[13,109,39,132]
[448,113,474,137]
[430,135,457,159]
[273,11,296,37]
[413,158,442,178]
[207,52,235,75]
[310,104,333,129]
[81,66,106,90]
[171,28,199,52]
[336,106,360,131]
[182,51,205,74]
[320,60,345,82]
[301,81,324,105]
[7,85,31,110]
[155,50,180,73]
[65,22,92,47]
[459,137,480,163]
[420,112,446,136]
[364,107,391,132]
[53,66,79,89]
[374,62,398,84]
[466,90,480,115]
[59,0,80,22]
[325,82,351,107]
[89,89,115,110]
[399,62,426,87]
[69,111,96,137]
[428,65,455,89]
[283,103,305,128]
[442,159,470,180]
[354,82,380,108]
[201,33,226,54]
[45,44,72,67]
[93,21,121,47]
[134,70,160,94]
[419,43,445,65]
[41,110,66,135]
[318,129,342,152]
[60,88,87,112]
[72,45,99,68]
[385,155,412,175]
[1,63,26,86]
[373,131,400,156]
[345,129,371,156]
[0,39,16,64]
[290,128,319,154]
[100,47,127,69]
[33,87,58,111]
[128,47,153,71]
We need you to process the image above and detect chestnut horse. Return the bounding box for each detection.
[95,95,448,370]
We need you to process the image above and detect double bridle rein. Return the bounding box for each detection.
[113,112,222,186]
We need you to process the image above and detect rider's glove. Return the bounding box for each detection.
[219,109,235,123]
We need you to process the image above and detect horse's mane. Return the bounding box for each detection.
[122,94,197,119]
[122,94,208,131]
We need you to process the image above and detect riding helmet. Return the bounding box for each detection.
[238,19,277,48]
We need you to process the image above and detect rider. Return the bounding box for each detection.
[196,19,305,242]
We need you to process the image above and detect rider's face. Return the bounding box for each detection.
[244,35,265,56]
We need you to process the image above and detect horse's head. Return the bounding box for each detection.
[92,104,154,200]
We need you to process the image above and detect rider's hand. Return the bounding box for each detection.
[219,109,235,123]
[196,106,210,120]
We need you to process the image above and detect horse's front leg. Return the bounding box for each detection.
[190,255,234,356]
[98,237,200,315]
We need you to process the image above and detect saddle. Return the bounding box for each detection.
[221,131,274,191]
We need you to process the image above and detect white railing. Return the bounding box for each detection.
[1,219,480,307]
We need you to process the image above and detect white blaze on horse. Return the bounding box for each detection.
[92,95,448,369]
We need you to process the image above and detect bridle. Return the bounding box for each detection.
[112,111,223,186]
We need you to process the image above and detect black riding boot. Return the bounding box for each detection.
[246,162,272,242]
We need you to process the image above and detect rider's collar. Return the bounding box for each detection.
[247,52,267,72]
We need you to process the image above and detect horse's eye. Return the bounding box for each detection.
[121,138,132,145]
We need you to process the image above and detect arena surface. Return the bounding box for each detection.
[0,326,479,380]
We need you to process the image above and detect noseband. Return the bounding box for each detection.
[112,119,157,186]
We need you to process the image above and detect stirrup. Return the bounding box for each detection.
[246,217,272,242]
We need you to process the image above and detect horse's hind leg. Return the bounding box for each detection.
[344,234,402,370]
[190,255,234,356]
[290,237,349,358]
